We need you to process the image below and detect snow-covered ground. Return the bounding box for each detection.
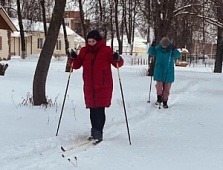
[1,56,223,170]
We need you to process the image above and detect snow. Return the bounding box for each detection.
[1,55,223,170]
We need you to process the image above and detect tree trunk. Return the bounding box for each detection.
[7,30,11,60]
[78,0,87,38]
[63,18,72,72]
[40,0,48,36]
[33,0,67,106]
[214,1,223,73]
[152,0,176,41]
[109,1,114,50]
[214,26,223,73]
[17,0,26,59]
[114,0,122,54]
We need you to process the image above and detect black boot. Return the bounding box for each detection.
[163,101,168,109]
[88,128,95,141]
[155,95,163,105]
[93,129,103,145]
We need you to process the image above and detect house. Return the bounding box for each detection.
[0,5,17,60]
[64,11,90,37]
[175,48,189,67]
[107,35,148,55]
[10,19,85,57]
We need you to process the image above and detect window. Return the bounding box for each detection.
[37,38,43,49]
[65,22,69,27]
[0,36,2,50]
[56,40,61,50]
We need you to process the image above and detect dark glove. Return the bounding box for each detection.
[113,52,121,62]
[67,48,77,59]
[171,44,177,50]
[151,40,156,47]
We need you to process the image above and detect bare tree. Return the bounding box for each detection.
[136,0,151,44]
[114,0,123,53]
[78,0,87,38]
[16,0,26,59]
[109,1,114,50]
[63,18,71,72]
[33,0,67,105]
[95,0,108,40]
[40,0,47,36]
[120,0,137,55]
[213,0,223,73]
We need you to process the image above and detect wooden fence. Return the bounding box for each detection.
[131,58,149,65]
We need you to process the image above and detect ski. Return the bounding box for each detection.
[61,139,102,157]
[61,139,102,167]
[61,140,93,158]
[61,140,92,153]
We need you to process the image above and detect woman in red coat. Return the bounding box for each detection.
[70,30,124,144]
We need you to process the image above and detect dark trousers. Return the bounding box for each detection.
[90,107,106,132]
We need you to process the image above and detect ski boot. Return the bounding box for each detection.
[163,101,168,109]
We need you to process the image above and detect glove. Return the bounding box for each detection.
[113,52,121,62]
[151,40,156,47]
[171,44,177,50]
[67,48,77,60]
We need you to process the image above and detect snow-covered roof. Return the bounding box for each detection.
[72,31,85,43]
[11,31,32,37]
[179,48,189,54]
[10,18,85,42]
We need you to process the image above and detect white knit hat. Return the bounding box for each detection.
[161,37,170,47]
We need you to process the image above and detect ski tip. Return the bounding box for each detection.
[61,146,66,152]
[62,154,65,157]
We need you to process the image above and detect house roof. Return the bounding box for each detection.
[0,6,18,31]
[179,48,189,54]
[10,18,85,42]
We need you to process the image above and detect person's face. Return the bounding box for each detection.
[162,45,167,49]
[87,38,97,46]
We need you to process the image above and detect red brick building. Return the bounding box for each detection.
[64,11,90,38]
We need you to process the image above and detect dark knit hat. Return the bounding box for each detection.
[161,37,170,47]
[86,30,102,42]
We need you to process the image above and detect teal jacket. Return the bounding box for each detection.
[148,42,180,83]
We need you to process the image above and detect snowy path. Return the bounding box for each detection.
[1,60,223,170]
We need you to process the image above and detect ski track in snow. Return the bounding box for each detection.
[1,61,223,169]
[0,71,201,169]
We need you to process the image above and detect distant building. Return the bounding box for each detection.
[10,18,85,57]
[107,35,148,55]
[64,11,90,38]
[0,5,17,60]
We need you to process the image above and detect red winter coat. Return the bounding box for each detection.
[71,39,124,108]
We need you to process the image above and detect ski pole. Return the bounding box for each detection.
[147,55,153,103]
[147,75,153,103]
[116,62,132,145]
[56,60,73,136]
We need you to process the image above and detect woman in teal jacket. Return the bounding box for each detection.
[148,37,180,108]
